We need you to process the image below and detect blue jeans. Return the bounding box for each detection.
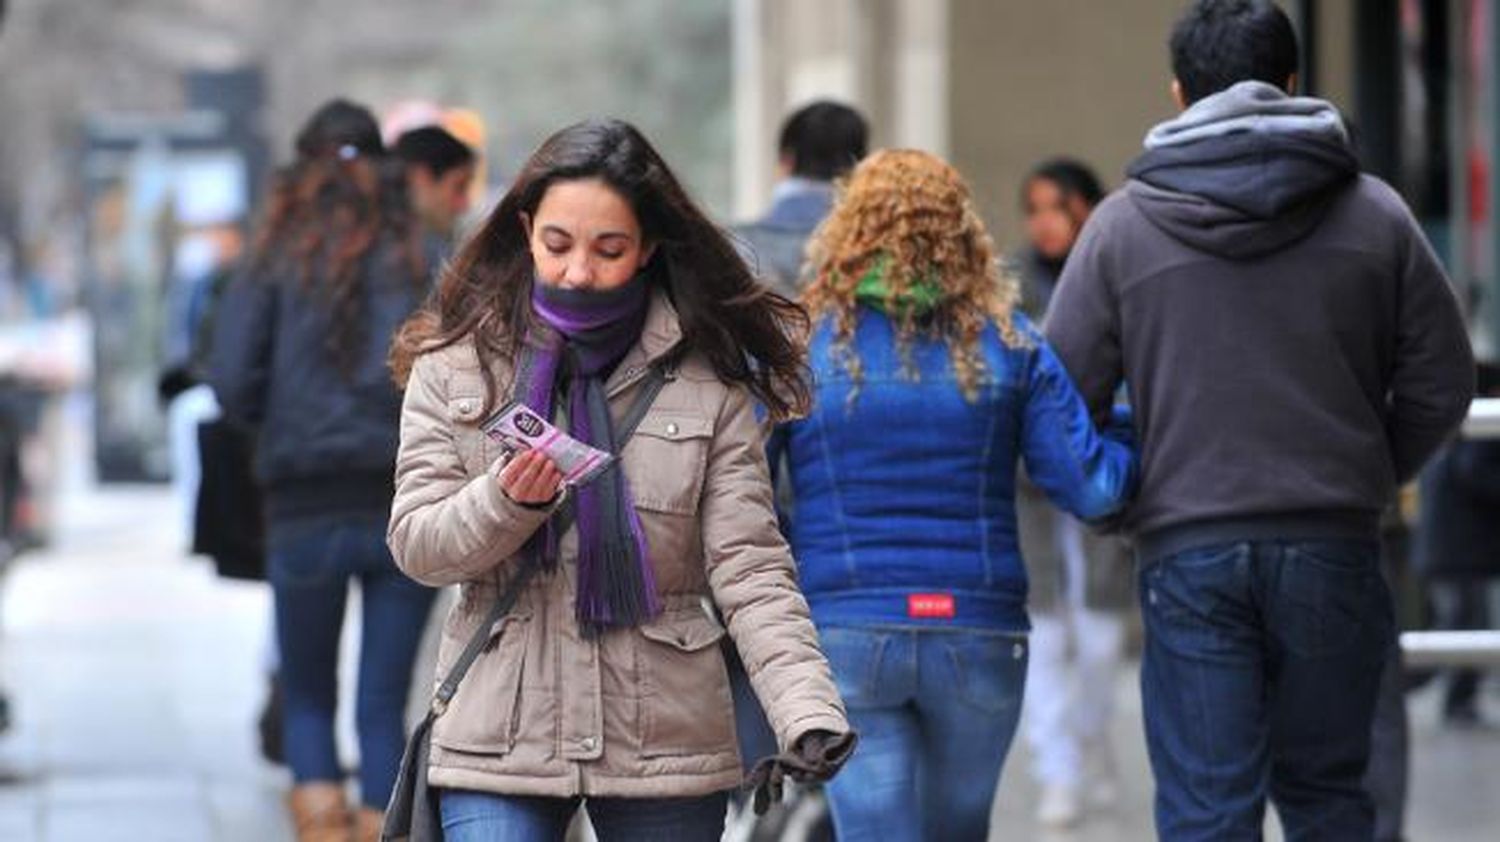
[1139,539,1393,841]
[268,513,436,808]
[439,790,729,841]
[820,625,1027,842]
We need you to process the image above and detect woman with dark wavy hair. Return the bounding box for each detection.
[386,118,854,840]
[211,98,436,842]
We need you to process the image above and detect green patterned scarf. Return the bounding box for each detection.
[853,255,943,318]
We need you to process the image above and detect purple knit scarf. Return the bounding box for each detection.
[519,275,661,633]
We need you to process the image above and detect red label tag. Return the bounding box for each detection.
[908,593,956,619]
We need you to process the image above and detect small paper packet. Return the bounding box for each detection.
[482,401,615,487]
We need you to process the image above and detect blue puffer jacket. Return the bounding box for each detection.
[770,308,1137,633]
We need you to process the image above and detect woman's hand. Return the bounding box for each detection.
[499,449,564,506]
[744,729,859,814]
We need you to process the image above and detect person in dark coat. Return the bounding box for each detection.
[211,99,436,842]
[1413,361,1500,727]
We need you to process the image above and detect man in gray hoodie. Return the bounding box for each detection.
[1044,2,1474,839]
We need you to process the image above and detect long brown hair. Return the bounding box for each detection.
[390,119,810,421]
[802,149,1021,401]
[253,99,424,373]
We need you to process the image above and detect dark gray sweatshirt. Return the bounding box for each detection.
[1045,81,1474,551]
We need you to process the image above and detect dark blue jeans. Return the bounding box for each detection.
[439,790,730,841]
[1139,539,1393,841]
[820,625,1027,842]
[268,513,436,808]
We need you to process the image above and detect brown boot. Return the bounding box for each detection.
[352,807,384,842]
[287,782,352,842]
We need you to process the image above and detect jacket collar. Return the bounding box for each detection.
[761,178,835,232]
[606,287,684,396]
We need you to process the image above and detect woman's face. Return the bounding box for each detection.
[523,178,653,290]
[1023,178,1090,261]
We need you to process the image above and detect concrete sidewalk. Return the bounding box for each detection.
[0,483,290,841]
[1,483,1498,840]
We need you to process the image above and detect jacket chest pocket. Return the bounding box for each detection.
[622,412,714,515]
[431,608,532,755]
[635,609,735,758]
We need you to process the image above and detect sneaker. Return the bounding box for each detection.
[1037,783,1083,828]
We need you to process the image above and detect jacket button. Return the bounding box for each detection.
[665,422,679,436]
[579,736,598,751]
[458,400,475,415]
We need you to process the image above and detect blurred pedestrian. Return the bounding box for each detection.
[1414,361,1500,729]
[392,125,477,246]
[1044,2,1475,839]
[735,101,868,298]
[385,118,855,841]
[157,218,287,767]
[160,223,244,539]
[775,148,1137,841]
[728,102,868,813]
[210,99,437,842]
[1012,158,1133,828]
[1015,159,1104,318]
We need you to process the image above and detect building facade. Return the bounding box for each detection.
[734,0,1499,355]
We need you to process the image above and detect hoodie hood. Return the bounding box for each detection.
[1127,81,1359,259]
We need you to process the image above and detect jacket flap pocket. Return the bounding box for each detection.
[639,610,726,652]
[631,413,713,442]
[625,412,714,515]
[447,395,485,425]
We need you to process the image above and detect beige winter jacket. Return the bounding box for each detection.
[388,290,849,798]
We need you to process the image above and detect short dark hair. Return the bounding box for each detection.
[392,126,476,179]
[778,101,869,181]
[1170,0,1299,105]
[1025,158,1105,208]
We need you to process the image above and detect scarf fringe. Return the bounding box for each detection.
[576,537,663,634]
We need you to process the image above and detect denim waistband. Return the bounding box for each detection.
[1136,510,1381,563]
[806,588,1030,634]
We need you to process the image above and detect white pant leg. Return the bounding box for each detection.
[1057,516,1127,742]
[1070,607,1125,742]
[1024,612,1080,787]
[263,600,280,674]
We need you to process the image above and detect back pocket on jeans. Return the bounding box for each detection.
[1279,542,1386,658]
[819,627,897,708]
[943,632,1027,715]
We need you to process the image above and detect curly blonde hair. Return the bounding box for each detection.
[802,149,1023,401]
